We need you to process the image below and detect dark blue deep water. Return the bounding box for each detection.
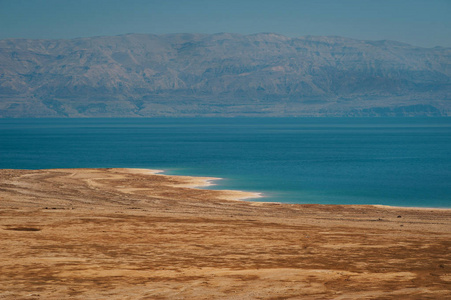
[1,118,450,207]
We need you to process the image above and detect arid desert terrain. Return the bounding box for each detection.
[0,168,450,299]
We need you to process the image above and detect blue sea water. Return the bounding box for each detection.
[0,118,450,208]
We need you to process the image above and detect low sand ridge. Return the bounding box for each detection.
[0,168,450,299]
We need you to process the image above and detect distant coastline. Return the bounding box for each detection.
[1,33,449,118]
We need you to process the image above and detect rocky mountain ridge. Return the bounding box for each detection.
[0,33,450,117]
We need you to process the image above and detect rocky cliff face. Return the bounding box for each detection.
[0,33,450,117]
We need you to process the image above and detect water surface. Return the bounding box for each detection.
[1,118,450,207]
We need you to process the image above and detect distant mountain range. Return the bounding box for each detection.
[0,33,450,117]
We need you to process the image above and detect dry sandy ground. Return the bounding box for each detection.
[0,168,450,299]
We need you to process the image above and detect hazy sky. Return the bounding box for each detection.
[0,0,450,47]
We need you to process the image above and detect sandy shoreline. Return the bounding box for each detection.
[372,204,451,211]
[1,168,450,299]
[112,168,451,210]
[107,168,451,209]
[123,168,263,201]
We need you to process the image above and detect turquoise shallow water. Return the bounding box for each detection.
[1,118,450,208]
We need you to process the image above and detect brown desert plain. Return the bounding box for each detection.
[0,168,450,299]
